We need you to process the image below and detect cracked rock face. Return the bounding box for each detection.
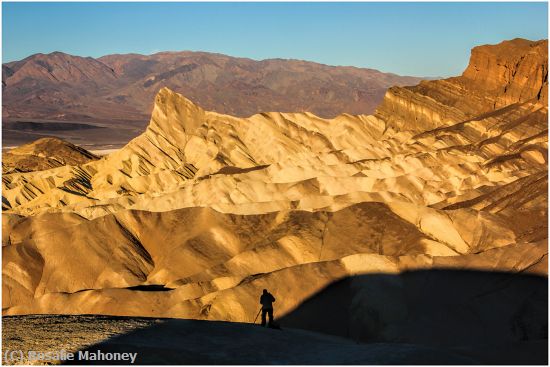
[2,39,548,350]
[376,38,548,132]
[462,38,548,107]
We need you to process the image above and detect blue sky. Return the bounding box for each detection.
[2,2,548,77]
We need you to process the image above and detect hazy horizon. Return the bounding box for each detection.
[3,2,548,77]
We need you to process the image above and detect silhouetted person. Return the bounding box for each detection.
[260,289,275,327]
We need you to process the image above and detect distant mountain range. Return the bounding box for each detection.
[2,51,425,123]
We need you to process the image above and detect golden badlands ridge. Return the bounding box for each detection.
[2,39,548,345]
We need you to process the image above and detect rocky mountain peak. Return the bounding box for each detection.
[149,87,206,138]
[462,38,548,106]
[375,38,548,132]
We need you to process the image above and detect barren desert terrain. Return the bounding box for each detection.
[2,38,548,364]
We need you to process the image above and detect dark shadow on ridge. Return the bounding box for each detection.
[125,285,174,292]
[278,269,548,365]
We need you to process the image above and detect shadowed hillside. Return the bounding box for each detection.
[54,270,548,364]
[280,271,547,351]
[68,318,478,365]
[4,267,547,365]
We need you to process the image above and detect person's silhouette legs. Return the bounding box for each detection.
[261,308,274,327]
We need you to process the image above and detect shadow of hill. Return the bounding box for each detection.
[64,269,547,365]
[66,318,477,365]
[278,269,548,364]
